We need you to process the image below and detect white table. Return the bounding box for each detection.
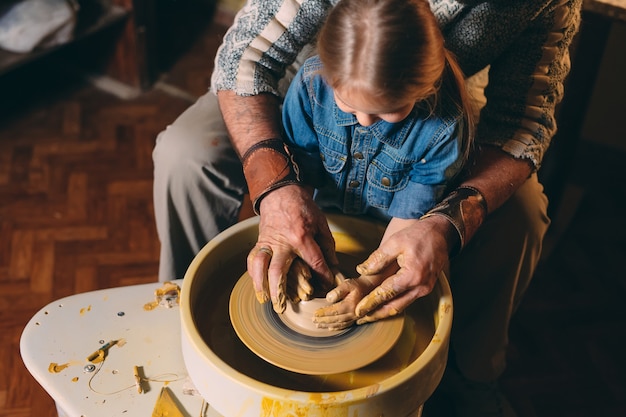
[20,280,222,417]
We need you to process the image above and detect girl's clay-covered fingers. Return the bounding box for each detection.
[315,319,356,331]
[314,298,356,317]
[285,280,307,304]
[331,267,349,286]
[286,258,313,302]
[325,283,352,304]
[313,311,356,330]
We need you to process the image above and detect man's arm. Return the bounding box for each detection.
[432,145,534,254]
[218,90,337,315]
[463,146,533,216]
[217,91,282,156]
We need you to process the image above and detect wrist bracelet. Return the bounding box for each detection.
[241,138,301,214]
[421,186,488,256]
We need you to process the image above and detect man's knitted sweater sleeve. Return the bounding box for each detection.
[436,0,582,169]
[210,0,334,97]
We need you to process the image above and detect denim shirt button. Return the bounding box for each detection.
[353,151,364,160]
[349,180,360,188]
[381,177,391,187]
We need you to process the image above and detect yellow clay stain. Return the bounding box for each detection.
[261,397,351,417]
[79,305,92,315]
[89,349,105,363]
[152,386,184,417]
[48,362,70,373]
[143,300,159,310]
[72,377,79,382]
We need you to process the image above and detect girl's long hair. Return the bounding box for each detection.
[317,0,474,160]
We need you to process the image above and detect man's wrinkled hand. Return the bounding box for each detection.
[247,185,338,314]
[348,217,450,324]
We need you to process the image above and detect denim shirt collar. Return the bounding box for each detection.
[333,102,416,149]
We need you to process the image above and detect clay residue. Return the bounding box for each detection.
[261,397,350,417]
[79,305,92,315]
[48,362,70,373]
[144,282,180,310]
[87,339,124,363]
[152,386,184,417]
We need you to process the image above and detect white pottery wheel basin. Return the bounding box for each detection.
[180,213,453,417]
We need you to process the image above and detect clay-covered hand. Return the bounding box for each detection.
[350,217,451,324]
[312,263,398,330]
[285,257,313,303]
[247,184,338,314]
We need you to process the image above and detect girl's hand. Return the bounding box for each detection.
[312,264,398,330]
[314,216,453,327]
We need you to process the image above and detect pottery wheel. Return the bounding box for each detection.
[229,273,405,375]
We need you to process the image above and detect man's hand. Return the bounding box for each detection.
[246,184,338,313]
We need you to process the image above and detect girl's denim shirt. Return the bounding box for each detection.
[282,56,466,221]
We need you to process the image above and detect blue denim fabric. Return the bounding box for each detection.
[282,55,466,220]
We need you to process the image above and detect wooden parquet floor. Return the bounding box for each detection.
[1,16,625,417]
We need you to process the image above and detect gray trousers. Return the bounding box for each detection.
[152,91,550,382]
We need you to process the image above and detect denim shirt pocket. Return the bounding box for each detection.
[318,142,347,188]
[365,160,409,210]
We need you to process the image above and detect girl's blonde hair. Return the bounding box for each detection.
[317,0,474,158]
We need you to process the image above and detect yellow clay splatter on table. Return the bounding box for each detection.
[72,377,79,382]
[87,340,119,363]
[151,386,184,417]
[143,300,159,311]
[88,349,105,363]
[79,305,91,315]
[48,362,70,373]
[145,282,181,310]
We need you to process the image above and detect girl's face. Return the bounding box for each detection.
[334,88,415,126]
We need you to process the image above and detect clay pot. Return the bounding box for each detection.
[180,214,453,417]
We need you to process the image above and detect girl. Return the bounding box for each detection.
[280,0,475,327]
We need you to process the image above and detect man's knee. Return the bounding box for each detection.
[448,175,550,381]
[153,92,232,182]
